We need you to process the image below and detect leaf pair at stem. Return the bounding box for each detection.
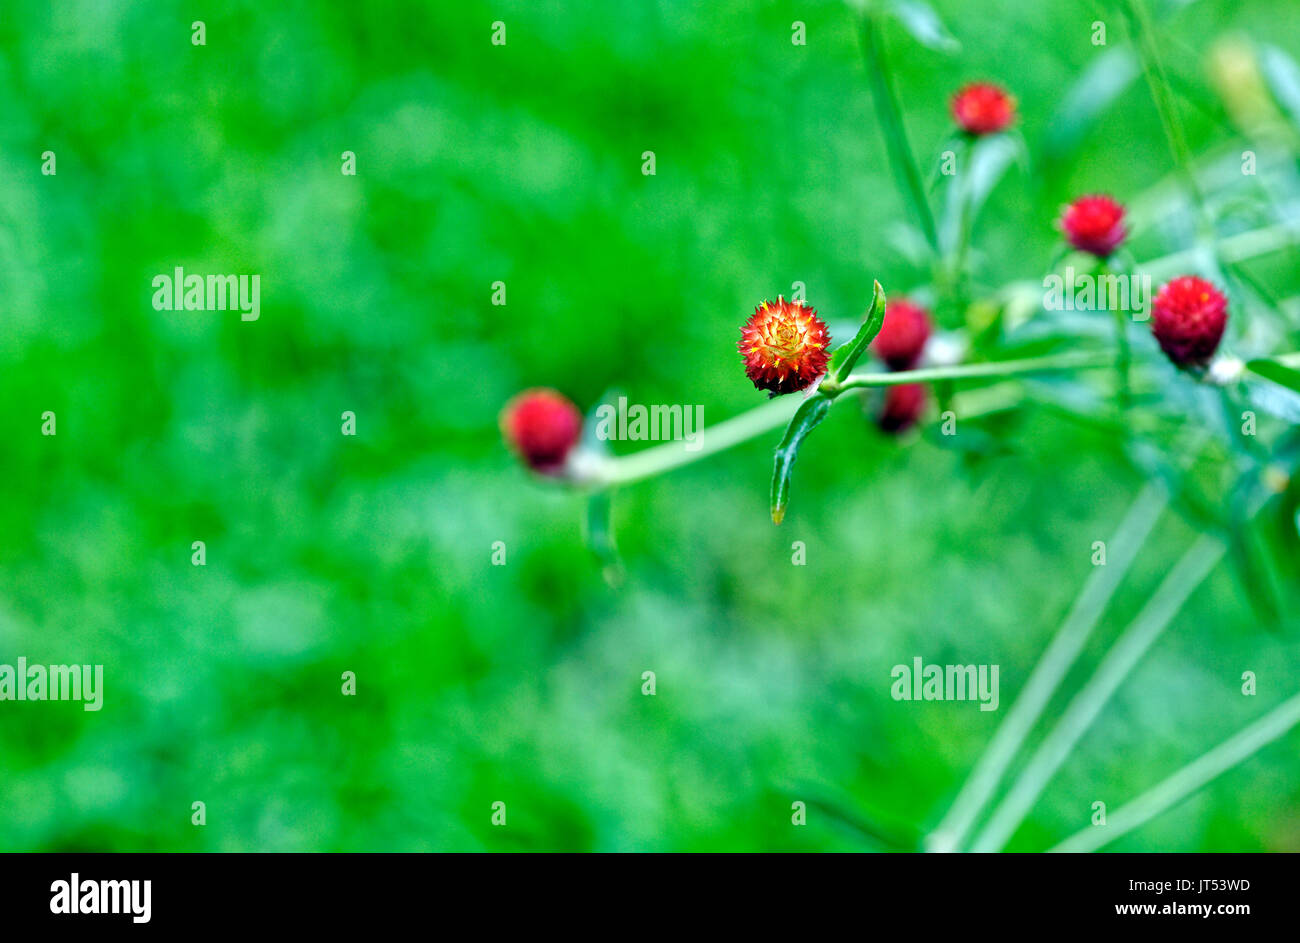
[770,281,886,524]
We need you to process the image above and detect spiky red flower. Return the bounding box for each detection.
[1060,194,1127,258]
[951,82,1016,136]
[500,388,583,473]
[1151,276,1229,368]
[878,383,927,434]
[872,298,932,370]
[738,297,831,394]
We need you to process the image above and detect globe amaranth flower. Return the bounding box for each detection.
[1060,194,1127,258]
[951,82,1016,136]
[738,297,831,394]
[877,383,928,434]
[500,388,583,473]
[1151,276,1229,368]
[871,298,932,371]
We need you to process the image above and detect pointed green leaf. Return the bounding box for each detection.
[886,0,959,54]
[827,281,886,386]
[1246,356,1300,394]
[940,133,1022,254]
[769,394,833,525]
[583,491,623,587]
[1242,373,1300,424]
[1044,45,1140,161]
[1261,45,1300,133]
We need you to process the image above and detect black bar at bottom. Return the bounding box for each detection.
[0,852,1287,930]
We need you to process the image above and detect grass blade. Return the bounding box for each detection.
[970,534,1226,852]
[926,481,1169,852]
[1049,690,1300,852]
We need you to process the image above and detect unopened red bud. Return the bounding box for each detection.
[871,298,932,371]
[951,82,1016,136]
[1151,276,1229,368]
[738,297,831,394]
[877,383,928,434]
[1060,194,1127,258]
[500,388,583,473]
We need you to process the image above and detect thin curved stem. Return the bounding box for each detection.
[587,351,1110,488]
[1048,690,1300,853]
[969,534,1227,852]
[1139,220,1300,280]
[925,481,1170,853]
[587,396,800,488]
[859,9,938,252]
[834,350,1112,392]
[579,212,1300,493]
[1121,0,1210,231]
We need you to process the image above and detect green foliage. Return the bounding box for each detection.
[770,395,834,525]
[827,281,888,385]
[1,0,1299,852]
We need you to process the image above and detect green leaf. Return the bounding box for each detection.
[1243,375,1300,424]
[770,394,833,525]
[1260,44,1300,132]
[859,10,939,252]
[1044,45,1140,161]
[940,133,1022,253]
[886,0,959,54]
[797,787,920,851]
[1246,356,1300,394]
[1227,510,1285,627]
[583,491,623,587]
[827,281,886,386]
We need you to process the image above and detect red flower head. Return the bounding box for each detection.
[951,82,1016,136]
[738,297,831,394]
[1060,194,1127,258]
[1151,276,1229,368]
[500,388,583,473]
[871,298,932,370]
[878,383,928,434]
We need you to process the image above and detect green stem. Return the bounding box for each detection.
[1121,0,1212,240]
[834,351,1111,392]
[859,9,939,252]
[1113,306,1132,406]
[925,481,1169,853]
[946,139,977,329]
[586,395,800,488]
[585,351,1108,488]
[579,210,1300,491]
[1048,689,1300,853]
[1101,259,1132,408]
[580,318,1300,495]
[588,216,1300,491]
[969,534,1227,852]
[1139,219,1300,280]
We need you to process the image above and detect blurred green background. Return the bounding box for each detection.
[1,0,1298,851]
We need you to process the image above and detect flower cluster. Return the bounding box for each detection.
[871,298,933,433]
[500,76,1236,485]
[1055,193,1227,366]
